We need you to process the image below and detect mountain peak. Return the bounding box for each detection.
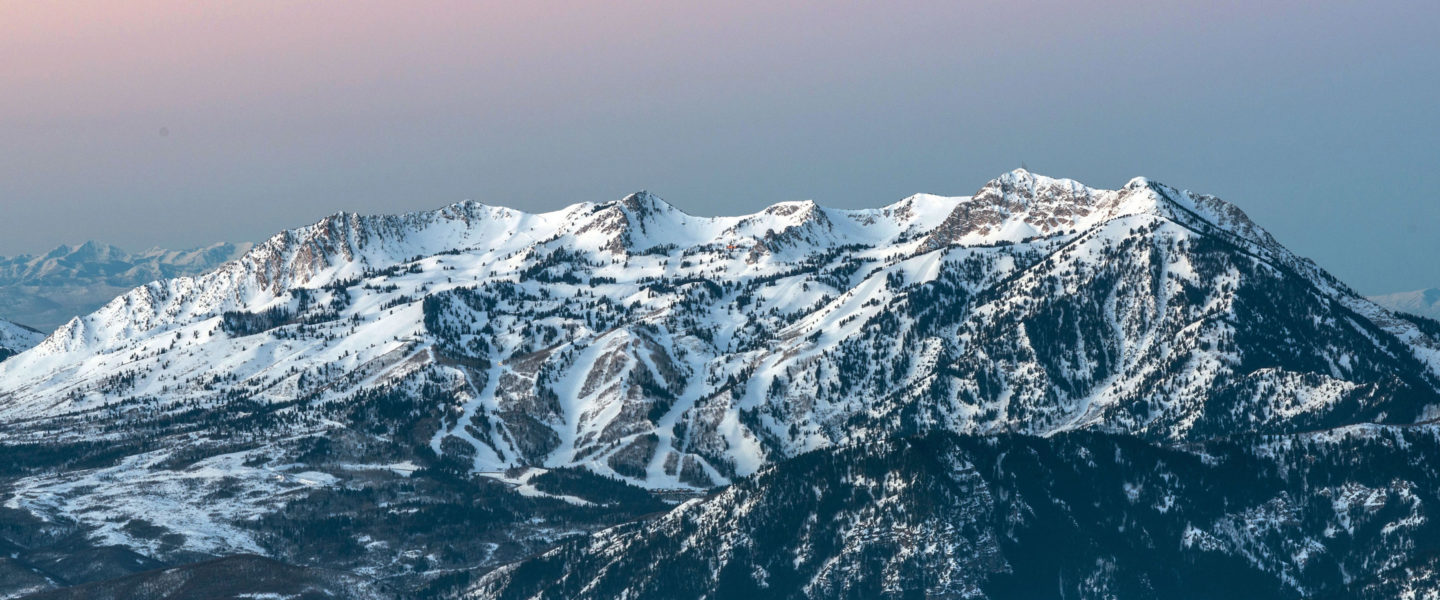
[914,170,1286,254]
[616,190,681,217]
[563,190,688,253]
[761,199,821,219]
[992,166,1038,185]
[39,241,126,262]
[1124,175,1152,190]
[976,168,1090,198]
[919,171,1099,248]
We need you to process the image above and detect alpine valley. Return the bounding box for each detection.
[3,170,1440,599]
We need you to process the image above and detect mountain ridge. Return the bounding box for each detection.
[2,170,1438,597]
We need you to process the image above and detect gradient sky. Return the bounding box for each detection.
[1,1,1436,293]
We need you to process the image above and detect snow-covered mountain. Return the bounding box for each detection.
[2,170,1439,597]
[5,170,1436,482]
[0,241,253,331]
[0,320,44,363]
[1370,288,1440,321]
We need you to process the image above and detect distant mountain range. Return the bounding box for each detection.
[2,171,1439,598]
[0,241,253,331]
[1370,288,1440,321]
[0,319,44,363]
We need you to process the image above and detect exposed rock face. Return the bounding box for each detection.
[922,169,1100,249]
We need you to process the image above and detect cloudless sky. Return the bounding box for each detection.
[0,1,1436,293]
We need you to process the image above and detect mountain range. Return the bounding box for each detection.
[0,321,43,364]
[1370,288,1440,321]
[0,241,253,332]
[2,170,1438,599]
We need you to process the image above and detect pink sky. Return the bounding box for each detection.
[1,2,1437,293]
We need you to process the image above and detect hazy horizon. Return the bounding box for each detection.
[2,1,1437,294]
